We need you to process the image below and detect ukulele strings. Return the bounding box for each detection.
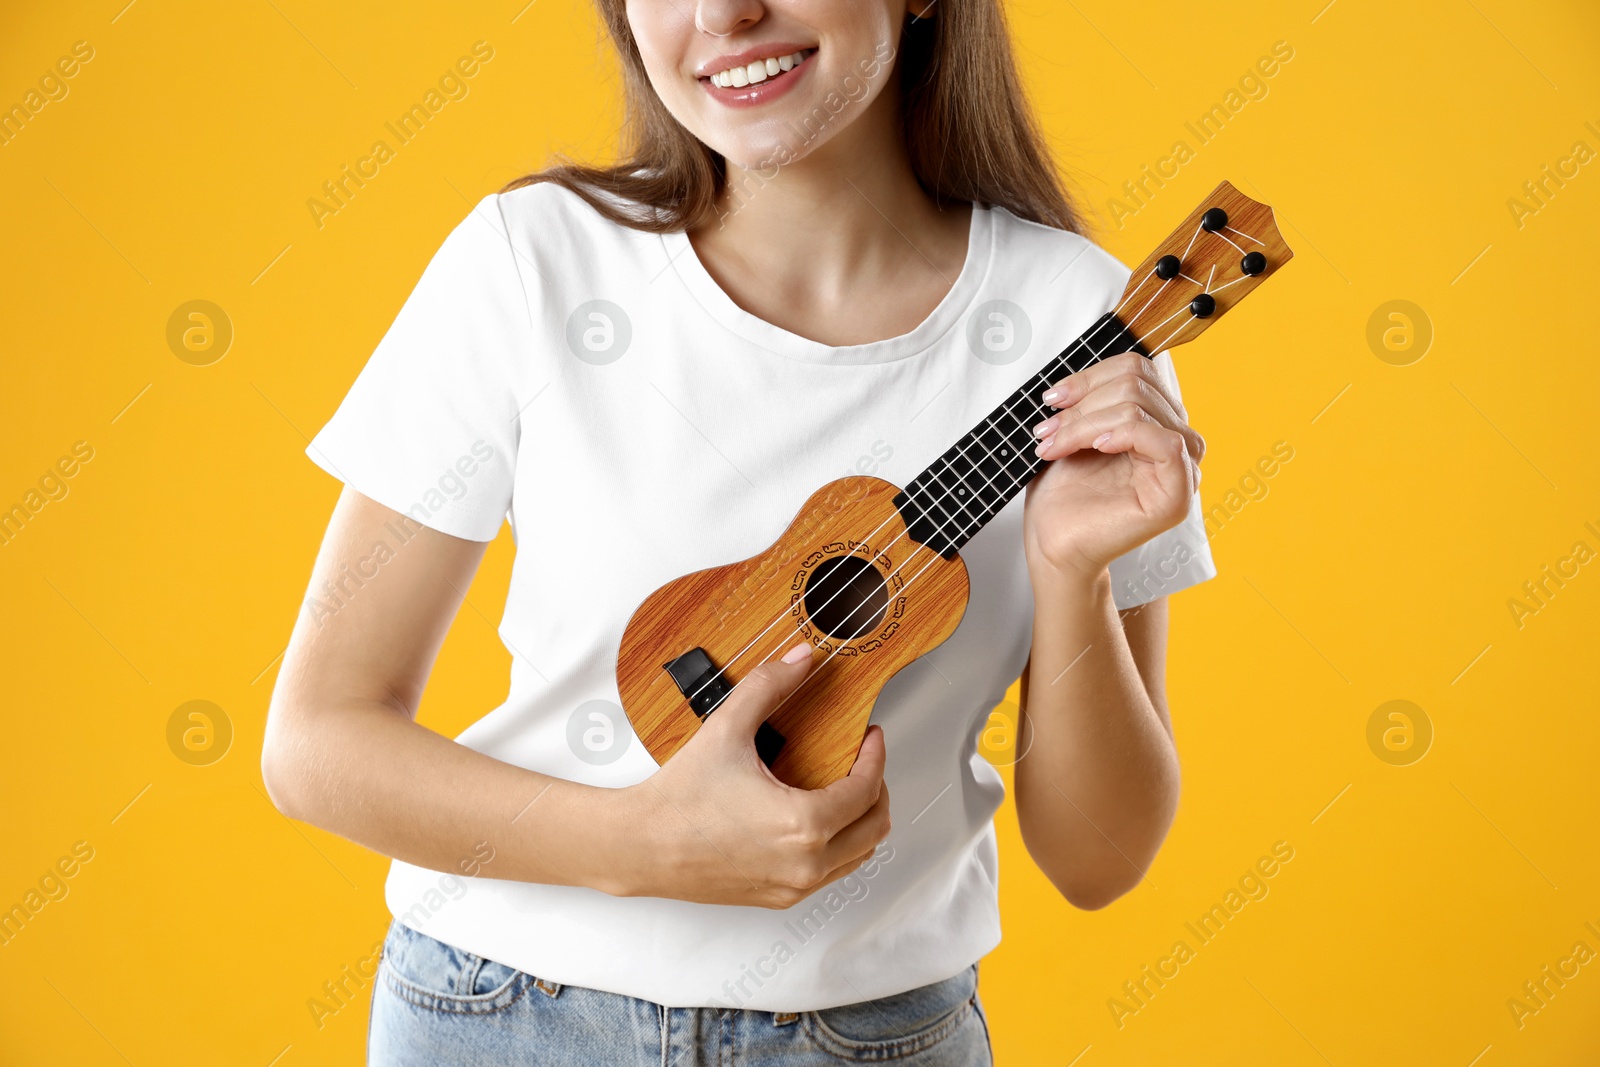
[689,221,1246,717]
[684,222,1227,713]
[755,271,1246,722]
[773,222,1263,668]
[812,269,1255,652]
[675,255,1174,711]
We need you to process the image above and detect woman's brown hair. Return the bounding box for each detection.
[502,2,1080,235]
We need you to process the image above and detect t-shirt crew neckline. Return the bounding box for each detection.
[660,201,994,366]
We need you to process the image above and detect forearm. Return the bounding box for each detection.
[1014,566,1180,909]
[262,665,894,911]
[263,490,891,911]
[262,697,636,894]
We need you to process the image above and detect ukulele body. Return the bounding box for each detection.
[617,475,970,790]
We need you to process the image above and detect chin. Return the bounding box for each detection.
[712,93,883,178]
[717,131,822,173]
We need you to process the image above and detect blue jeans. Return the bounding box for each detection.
[369,920,994,1065]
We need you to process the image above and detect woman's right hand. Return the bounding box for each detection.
[615,644,892,910]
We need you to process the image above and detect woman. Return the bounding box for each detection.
[262,0,1214,1061]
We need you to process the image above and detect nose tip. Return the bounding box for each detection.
[694,0,764,39]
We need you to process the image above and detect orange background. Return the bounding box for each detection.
[2,1,1598,1063]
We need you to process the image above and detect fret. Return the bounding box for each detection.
[921,460,990,529]
[931,454,996,519]
[893,311,1146,557]
[969,414,1032,494]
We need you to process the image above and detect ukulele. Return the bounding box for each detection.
[617,180,1293,789]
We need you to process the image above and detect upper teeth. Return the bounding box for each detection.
[709,50,809,88]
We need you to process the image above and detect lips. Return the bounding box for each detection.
[698,47,817,108]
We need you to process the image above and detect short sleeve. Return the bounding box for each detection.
[1106,350,1218,610]
[306,195,529,542]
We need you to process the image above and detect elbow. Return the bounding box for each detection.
[1023,786,1180,912]
[1017,825,1149,910]
[260,717,312,823]
[1050,867,1146,912]
[1020,822,1152,911]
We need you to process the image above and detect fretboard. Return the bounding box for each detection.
[893,312,1147,557]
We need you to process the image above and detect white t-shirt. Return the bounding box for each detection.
[306,182,1217,1012]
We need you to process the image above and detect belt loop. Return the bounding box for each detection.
[772,1011,800,1026]
[534,977,563,998]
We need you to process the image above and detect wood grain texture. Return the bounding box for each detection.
[1119,179,1294,354]
[617,476,970,789]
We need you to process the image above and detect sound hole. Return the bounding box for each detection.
[802,555,888,640]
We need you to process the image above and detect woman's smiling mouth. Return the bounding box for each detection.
[698,46,817,106]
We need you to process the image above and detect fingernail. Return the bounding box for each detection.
[1034,435,1053,457]
[1092,431,1113,449]
[782,643,812,664]
[1041,387,1062,405]
[1032,417,1055,439]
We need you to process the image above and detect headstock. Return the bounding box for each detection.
[1117,180,1293,354]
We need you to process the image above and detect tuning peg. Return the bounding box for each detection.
[1155,255,1181,280]
[1189,294,1217,318]
[1201,207,1228,232]
[1241,252,1267,276]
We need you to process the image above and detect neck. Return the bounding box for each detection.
[692,85,960,302]
[893,313,1150,557]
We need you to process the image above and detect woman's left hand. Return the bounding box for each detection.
[1021,352,1205,582]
